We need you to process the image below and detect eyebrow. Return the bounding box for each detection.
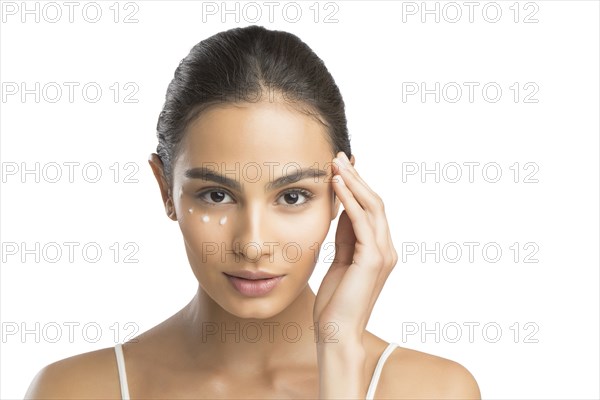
[184,166,328,192]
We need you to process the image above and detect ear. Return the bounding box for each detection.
[148,153,177,221]
[331,153,356,220]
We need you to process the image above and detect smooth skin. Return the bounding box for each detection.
[25,99,481,399]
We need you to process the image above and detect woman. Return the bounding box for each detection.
[25,25,480,399]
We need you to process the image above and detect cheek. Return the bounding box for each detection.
[271,203,333,268]
[176,196,235,266]
[279,210,329,242]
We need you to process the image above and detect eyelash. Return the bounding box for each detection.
[194,187,315,208]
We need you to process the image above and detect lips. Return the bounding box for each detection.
[223,271,285,297]
[224,270,283,280]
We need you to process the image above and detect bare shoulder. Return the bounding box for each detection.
[377,345,481,399]
[25,346,121,399]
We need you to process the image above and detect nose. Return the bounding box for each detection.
[231,203,273,263]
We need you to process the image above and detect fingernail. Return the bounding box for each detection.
[335,174,345,186]
[333,157,346,170]
[339,152,351,166]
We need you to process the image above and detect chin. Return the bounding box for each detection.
[221,299,287,320]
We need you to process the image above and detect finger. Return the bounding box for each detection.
[334,156,394,256]
[335,152,380,198]
[335,161,394,268]
[331,158,393,247]
[335,152,374,193]
[332,173,375,249]
[333,155,384,215]
[333,158,395,275]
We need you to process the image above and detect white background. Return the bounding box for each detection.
[1,1,598,398]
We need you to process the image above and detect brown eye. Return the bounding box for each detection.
[196,189,234,206]
[210,191,226,203]
[277,189,314,208]
[283,192,299,205]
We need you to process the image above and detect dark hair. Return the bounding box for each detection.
[155,25,351,185]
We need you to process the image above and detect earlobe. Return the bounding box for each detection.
[165,197,177,220]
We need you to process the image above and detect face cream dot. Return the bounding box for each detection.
[219,216,227,225]
[188,208,193,214]
[202,215,210,223]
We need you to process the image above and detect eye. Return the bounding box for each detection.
[277,189,315,208]
[196,189,235,206]
[195,188,315,208]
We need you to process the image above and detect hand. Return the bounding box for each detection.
[314,151,398,345]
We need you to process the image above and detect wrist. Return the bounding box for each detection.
[317,339,366,359]
[312,320,365,347]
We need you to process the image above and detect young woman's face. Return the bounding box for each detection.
[169,100,340,319]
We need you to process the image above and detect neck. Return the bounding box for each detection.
[178,284,318,372]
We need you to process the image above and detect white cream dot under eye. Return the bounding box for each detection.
[188,208,193,214]
[202,215,210,223]
[219,216,227,225]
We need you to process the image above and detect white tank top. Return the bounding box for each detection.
[114,342,399,399]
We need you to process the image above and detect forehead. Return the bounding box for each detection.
[177,101,333,169]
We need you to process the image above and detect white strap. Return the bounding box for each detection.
[114,343,131,400]
[365,342,399,400]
